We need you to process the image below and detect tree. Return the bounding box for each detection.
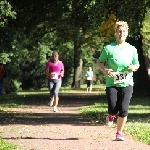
[141,8,150,79]
[50,0,102,88]
[0,0,16,64]
[0,0,16,27]
[1,0,150,93]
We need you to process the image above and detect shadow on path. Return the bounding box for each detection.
[0,93,105,126]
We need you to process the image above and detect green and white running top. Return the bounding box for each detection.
[99,42,139,87]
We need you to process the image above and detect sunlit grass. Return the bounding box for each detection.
[17,84,105,95]
[80,84,106,89]
[124,122,150,144]
[123,97,150,144]
[0,138,21,150]
[80,96,150,144]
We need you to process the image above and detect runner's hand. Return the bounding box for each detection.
[128,63,136,72]
[60,71,64,77]
[105,69,114,77]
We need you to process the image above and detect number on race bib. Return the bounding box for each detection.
[114,72,128,84]
[51,72,58,79]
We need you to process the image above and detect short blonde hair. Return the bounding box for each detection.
[115,21,129,32]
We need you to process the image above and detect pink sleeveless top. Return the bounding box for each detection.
[46,60,64,80]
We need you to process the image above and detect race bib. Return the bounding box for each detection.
[114,72,128,84]
[51,72,58,79]
[87,77,92,80]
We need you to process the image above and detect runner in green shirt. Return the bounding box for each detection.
[97,21,140,141]
[100,41,139,87]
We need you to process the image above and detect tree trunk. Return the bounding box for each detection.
[72,58,83,88]
[71,29,83,88]
[127,37,150,95]
[144,53,150,81]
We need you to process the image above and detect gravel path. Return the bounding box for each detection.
[0,93,150,150]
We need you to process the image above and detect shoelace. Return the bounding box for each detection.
[109,115,116,121]
[116,131,123,137]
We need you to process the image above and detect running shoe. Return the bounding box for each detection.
[106,115,116,127]
[53,106,58,112]
[48,100,53,106]
[115,132,124,141]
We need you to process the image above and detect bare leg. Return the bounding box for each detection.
[117,116,127,133]
[89,85,92,93]
[87,87,89,92]
[53,97,59,107]
[53,97,59,112]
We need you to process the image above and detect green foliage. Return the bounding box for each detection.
[4,79,18,94]
[0,0,16,27]
[0,0,149,91]
[0,27,15,64]
[0,53,12,64]
[3,56,23,94]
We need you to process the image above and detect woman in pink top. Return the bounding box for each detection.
[45,51,64,112]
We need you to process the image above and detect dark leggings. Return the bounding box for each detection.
[106,85,133,117]
[86,80,92,87]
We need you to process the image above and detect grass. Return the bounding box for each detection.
[123,97,150,144]
[0,94,25,109]
[16,84,106,95]
[80,95,150,145]
[0,138,21,150]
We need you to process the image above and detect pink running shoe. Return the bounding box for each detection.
[115,131,124,141]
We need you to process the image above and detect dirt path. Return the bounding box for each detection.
[0,93,150,150]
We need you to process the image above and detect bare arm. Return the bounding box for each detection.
[45,67,51,77]
[60,68,64,77]
[97,60,114,77]
[128,63,140,72]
